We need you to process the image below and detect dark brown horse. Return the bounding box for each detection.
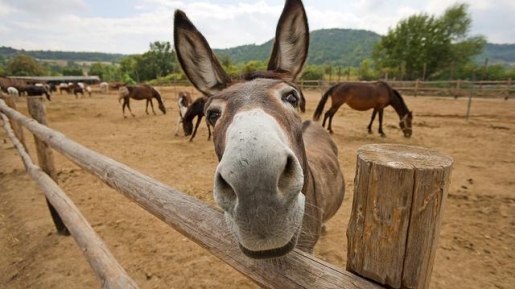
[174,91,193,136]
[118,85,166,118]
[181,96,211,142]
[174,0,345,259]
[26,85,51,101]
[313,81,413,137]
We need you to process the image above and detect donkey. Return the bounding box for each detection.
[174,0,345,259]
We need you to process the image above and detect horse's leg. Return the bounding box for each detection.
[378,108,386,137]
[174,116,182,136]
[189,115,203,142]
[149,99,156,115]
[122,100,127,118]
[325,107,338,134]
[145,99,150,115]
[126,98,135,117]
[367,109,377,134]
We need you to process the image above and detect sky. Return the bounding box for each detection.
[0,0,514,55]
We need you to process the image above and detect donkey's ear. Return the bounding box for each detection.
[174,10,231,96]
[267,0,309,81]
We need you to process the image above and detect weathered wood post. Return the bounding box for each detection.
[455,79,461,99]
[27,96,70,235]
[347,144,453,289]
[414,79,420,97]
[1,95,28,151]
[505,78,512,100]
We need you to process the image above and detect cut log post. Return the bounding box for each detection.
[347,144,453,289]
[27,96,70,235]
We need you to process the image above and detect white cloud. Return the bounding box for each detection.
[0,0,513,54]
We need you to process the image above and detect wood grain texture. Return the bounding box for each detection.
[347,144,453,289]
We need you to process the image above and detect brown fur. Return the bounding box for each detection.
[313,81,413,137]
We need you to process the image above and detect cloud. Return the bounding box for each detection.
[0,0,513,54]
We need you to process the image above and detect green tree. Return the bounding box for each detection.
[373,3,485,80]
[5,54,46,76]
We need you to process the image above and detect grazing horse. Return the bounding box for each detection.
[118,85,166,118]
[313,81,413,137]
[26,85,51,101]
[174,0,345,259]
[181,96,211,141]
[174,91,193,136]
[7,87,19,97]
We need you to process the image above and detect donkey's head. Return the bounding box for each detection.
[174,0,309,259]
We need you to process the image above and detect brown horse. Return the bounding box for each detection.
[174,91,193,136]
[313,81,413,137]
[181,96,211,142]
[174,0,345,259]
[118,85,166,118]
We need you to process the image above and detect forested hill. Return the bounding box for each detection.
[476,43,515,65]
[0,46,125,63]
[1,29,514,66]
[214,28,382,67]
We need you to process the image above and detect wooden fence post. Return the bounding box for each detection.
[455,79,461,99]
[414,79,420,97]
[505,78,512,100]
[27,96,70,236]
[347,144,453,289]
[1,95,28,151]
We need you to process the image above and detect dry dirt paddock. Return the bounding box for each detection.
[1,85,514,289]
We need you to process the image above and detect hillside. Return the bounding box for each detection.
[476,43,515,65]
[214,28,382,67]
[0,46,125,64]
[1,29,514,68]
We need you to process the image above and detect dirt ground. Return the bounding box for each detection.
[1,85,514,289]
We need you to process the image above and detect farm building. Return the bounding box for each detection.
[1,75,101,87]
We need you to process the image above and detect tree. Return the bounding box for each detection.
[5,54,46,76]
[373,3,485,80]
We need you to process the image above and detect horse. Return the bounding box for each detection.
[174,0,345,259]
[174,91,193,136]
[313,81,413,138]
[74,86,92,98]
[7,87,19,97]
[117,85,166,118]
[26,85,51,101]
[181,96,211,142]
[99,82,109,94]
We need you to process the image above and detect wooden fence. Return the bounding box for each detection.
[0,95,453,289]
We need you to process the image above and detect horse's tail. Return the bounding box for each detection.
[313,85,335,121]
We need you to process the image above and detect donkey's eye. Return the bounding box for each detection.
[282,91,299,107]
[207,110,221,125]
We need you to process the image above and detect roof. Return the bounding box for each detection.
[6,76,101,83]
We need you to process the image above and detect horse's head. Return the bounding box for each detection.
[174,0,309,259]
[182,119,193,136]
[400,111,413,138]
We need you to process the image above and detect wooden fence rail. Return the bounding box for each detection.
[0,95,453,289]
[0,107,138,289]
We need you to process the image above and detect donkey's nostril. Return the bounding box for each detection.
[278,154,303,197]
[214,172,237,211]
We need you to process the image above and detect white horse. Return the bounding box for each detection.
[99,82,109,94]
[7,87,19,97]
[174,0,345,259]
